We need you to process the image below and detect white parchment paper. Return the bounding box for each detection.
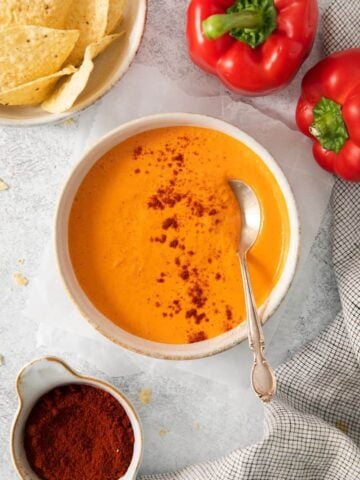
[24,62,334,387]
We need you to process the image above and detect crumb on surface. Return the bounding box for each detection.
[62,117,75,126]
[193,421,200,430]
[139,388,152,405]
[17,258,25,265]
[0,354,4,366]
[0,179,8,191]
[159,428,169,437]
[335,420,349,434]
[13,272,28,286]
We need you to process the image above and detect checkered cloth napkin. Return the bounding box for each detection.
[143,1,360,478]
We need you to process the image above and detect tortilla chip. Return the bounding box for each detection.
[0,0,74,29]
[0,66,76,106]
[42,34,122,113]
[66,0,109,66]
[106,0,127,34]
[0,26,79,90]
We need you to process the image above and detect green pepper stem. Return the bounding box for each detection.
[309,112,338,137]
[310,97,349,154]
[202,11,263,40]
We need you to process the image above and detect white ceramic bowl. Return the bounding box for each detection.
[55,113,300,360]
[0,1,147,126]
[11,357,143,480]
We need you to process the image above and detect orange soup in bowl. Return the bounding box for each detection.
[68,126,290,344]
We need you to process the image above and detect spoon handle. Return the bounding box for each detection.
[239,254,276,402]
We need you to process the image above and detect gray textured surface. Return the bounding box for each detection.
[0,123,340,478]
[0,0,341,478]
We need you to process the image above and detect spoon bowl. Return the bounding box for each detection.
[229,180,261,253]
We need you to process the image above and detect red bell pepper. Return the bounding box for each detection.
[296,49,360,182]
[186,0,318,95]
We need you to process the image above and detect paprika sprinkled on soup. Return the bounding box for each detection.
[24,384,134,480]
[68,126,290,344]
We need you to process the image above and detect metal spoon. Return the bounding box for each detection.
[229,179,276,403]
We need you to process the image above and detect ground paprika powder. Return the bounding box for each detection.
[24,384,134,480]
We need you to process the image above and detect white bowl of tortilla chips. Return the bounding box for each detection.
[0,0,147,126]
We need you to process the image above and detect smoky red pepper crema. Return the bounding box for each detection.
[68,126,290,344]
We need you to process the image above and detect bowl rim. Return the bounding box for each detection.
[0,0,148,127]
[10,355,144,480]
[54,112,301,360]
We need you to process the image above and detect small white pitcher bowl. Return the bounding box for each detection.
[11,356,143,480]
